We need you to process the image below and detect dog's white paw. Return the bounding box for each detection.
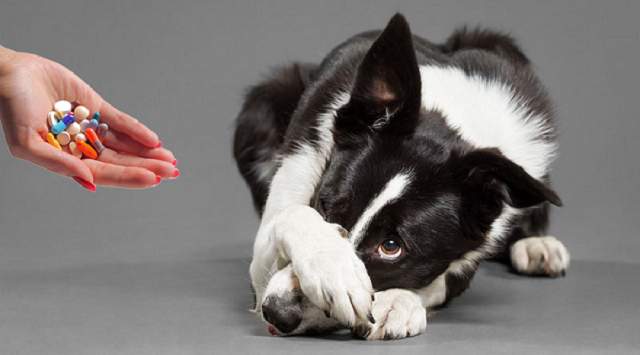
[295,241,374,328]
[510,236,570,277]
[354,289,426,340]
[274,205,374,328]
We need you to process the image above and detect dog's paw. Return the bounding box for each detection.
[296,240,374,328]
[353,289,426,340]
[274,205,374,329]
[510,236,570,277]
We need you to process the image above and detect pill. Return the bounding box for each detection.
[71,100,81,110]
[65,122,81,135]
[97,124,108,140]
[79,119,90,132]
[74,105,90,121]
[56,132,71,145]
[51,114,76,134]
[47,111,59,127]
[76,140,97,159]
[87,119,99,132]
[46,133,62,150]
[85,128,105,154]
[54,110,65,119]
[54,100,72,114]
[69,142,83,158]
[93,112,100,122]
[75,133,86,142]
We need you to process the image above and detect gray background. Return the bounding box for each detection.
[0,0,638,354]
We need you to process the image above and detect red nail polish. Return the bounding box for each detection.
[156,142,162,148]
[155,176,162,185]
[172,169,180,178]
[72,176,96,192]
[172,159,177,166]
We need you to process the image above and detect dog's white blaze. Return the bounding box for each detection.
[419,66,556,180]
[350,173,412,246]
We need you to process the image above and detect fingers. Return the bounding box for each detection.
[82,159,160,189]
[67,87,160,149]
[26,140,93,182]
[98,101,159,149]
[103,130,174,163]
[96,149,177,179]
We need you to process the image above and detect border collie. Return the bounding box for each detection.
[233,13,569,340]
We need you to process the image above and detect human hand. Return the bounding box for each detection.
[0,46,178,190]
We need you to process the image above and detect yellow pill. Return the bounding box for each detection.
[46,133,62,150]
[54,110,65,119]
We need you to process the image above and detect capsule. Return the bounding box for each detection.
[46,133,62,150]
[79,119,90,132]
[93,112,100,123]
[69,142,83,158]
[86,119,99,133]
[85,128,105,154]
[76,140,97,159]
[51,114,76,134]
[97,123,108,141]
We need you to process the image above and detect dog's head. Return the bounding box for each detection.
[260,13,561,335]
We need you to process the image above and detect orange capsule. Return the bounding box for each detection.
[85,128,105,154]
[76,140,98,159]
[46,133,62,150]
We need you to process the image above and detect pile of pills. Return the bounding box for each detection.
[45,100,108,159]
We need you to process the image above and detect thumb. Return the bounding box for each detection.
[27,140,94,188]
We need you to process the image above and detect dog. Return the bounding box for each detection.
[233,13,569,340]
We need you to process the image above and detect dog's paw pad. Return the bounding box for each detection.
[510,236,570,277]
[361,289,426,340]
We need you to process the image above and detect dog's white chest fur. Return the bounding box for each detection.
[419,66,555,180]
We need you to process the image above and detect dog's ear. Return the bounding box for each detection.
[457,149,562,236]
[335,13,421,147]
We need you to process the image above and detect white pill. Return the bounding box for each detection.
[79,119,90,132]
[74,106,90,121]
[54,100,72,114]
[69,142,83,158]
[47,111,59,127]
[56,132,71,145]
[65,122,81,135]
[75,133,86,142]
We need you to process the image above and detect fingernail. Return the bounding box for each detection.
[154,176,162,185]
[367,312,376,324]
[72,176,96,192]
[172,169,180,178]
[156,142,162,148]
[172,159,177,166]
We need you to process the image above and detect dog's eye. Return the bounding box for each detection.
[378,239,402,260]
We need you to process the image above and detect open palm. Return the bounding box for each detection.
[0,50,178,190]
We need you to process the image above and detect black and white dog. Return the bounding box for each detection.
[234,14,569,340]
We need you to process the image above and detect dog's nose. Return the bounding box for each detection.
[261,294,303,334]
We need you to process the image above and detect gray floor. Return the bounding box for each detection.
[1,1,639,354]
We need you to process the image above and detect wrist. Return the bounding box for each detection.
[0,45,18,76]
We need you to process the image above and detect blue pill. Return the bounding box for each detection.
[87,119,99,132]
[51,114,75,134]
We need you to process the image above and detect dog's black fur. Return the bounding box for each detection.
[234,14,560,305]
